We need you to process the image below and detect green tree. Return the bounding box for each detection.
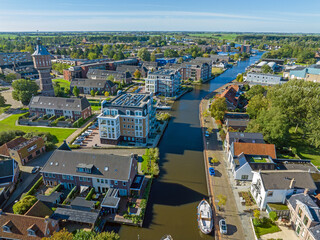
[236,74,243,82]
[209,97,227,121]
[95,90,99,96]
[72,86,80,97]
[0,93,6,107]
[178,57,183,63]
[88,52,98,60]
[13,195,37,214]
[90,89,95,97]
[42,229,73,240]
[107,75,115,81]
[245,85,266,100]
[261,64,273,73]
[269,211,278,221]
[104,91,110,97]
[137,47,150,61]
[134,69,141,79]
[150,52,156,62]
[5,73,18,82]
[12,79,39,105]
[246,94,269,119]
[254,209,260,220]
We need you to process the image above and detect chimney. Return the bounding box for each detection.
[289,178,295,189]
[304,188,309,196]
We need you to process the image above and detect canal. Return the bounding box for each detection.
[119,52,264,240]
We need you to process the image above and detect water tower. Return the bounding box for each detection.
[32,38,54,96]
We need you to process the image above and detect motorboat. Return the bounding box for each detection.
[197,199,213,234]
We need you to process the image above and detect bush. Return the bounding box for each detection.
[73,117,84,128]
[0,130,25,146]
[26,176,43,196]
[48,184,61,195]
[13,195,37,214]
[70,144,80,149]
[95,201,100,208]
[62,186,77,205]
[269,211,278,222]
[85,188,95,200]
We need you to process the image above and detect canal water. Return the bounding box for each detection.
[118,52,264,240]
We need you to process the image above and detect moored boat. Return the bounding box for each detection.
[197,199,213,234]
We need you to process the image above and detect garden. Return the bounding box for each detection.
[252,209,281,238]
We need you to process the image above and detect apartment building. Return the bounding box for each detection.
[98,93,155,145]
[246,72,284,85]
[0,52,32,67]
[241,44,252,53]
[182,59,211,81]
[29,96,92,121]
[41,150,138,196]
[145,69,181,97]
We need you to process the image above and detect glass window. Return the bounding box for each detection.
[298,208,302,218]
[114,180,118,185]
[97,179,100,183]
[267,191,273,197]
[303,216,309,226]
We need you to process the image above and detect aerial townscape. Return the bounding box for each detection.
[1,1,320,240]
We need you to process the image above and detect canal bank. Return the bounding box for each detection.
[118,52,264,240]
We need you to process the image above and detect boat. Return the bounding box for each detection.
[160,235,173,240]
[197,199,213,234]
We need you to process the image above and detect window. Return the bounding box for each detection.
[79,177,83,181]
[2,226,11,233]
[303,216,309,226]
[298,208,302,218]
[267,191,273,197]
[27,229,36,236]
[126,110,130,115]
[70,176,74,180]
[97,179,100,183]
[114,180,118,185]
[241,175,248,180]
[123,182,126,186]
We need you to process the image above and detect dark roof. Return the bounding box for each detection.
[32,38,50,56]
[71,78,115,89]
[276,162,319,173]
[41,150,135,181]
[70,197,95,210]
[24,200,54,218]
[224,112,250,120]
[0,157,14,183]
[258,170,316,190]
[0,137,28,156]
[309,224,320,240]
[287,193,319,212]
[227,132,265,145]
[36,192,63,203]
[57,141,71,151]
[87,69,131,80]
[101,188,120,208]
[130,175,145,190]
[52,208,99,224]
[29,96,91,112]
[226,119,249,128]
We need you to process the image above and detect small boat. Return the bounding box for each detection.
[160,235,173,240]
[197,199,213,234]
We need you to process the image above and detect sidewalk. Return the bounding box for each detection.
[200,92,248,240]
[66,115,97,144]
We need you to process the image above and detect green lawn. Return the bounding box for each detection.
[0,104,11,114]
[254,219,281,238]
[0,113,76,145]
[268,203,289,211]
[53,79,70,89]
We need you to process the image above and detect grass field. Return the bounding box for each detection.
[188,33,238,41]
[53,79,70,89]
[0,113,76,145]
[254,219,281,238]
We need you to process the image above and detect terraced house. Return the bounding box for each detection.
[98,93,156,144]
[41,150,138,196]
[70,78,117,95]
[29,96,92,120]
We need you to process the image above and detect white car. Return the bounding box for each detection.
[219,219,227,235]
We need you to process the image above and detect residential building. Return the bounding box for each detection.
[250,170,316,210]
[32,38,54,96]
[228,142,276,167]
[116,65,148,78]
[142,61,159,71]
[225,118,249,131]
[305,73,320,83]
[224,132,265,153]
[0,210,59,240]
[0,137,45,166]
[155,58,176,66]
[0,52,32,68]
[70,78,117,95]
[209,54,230,63]
[241,44,252,53]
[287,193,320,240]
[0,155,20,207]
[41,150,138,196]
[29,96,92,121]
[246,72,284,85]
[289,65,320,79]
[182,59,212,81]
[221,45,231,52]
[98,93,155,144]
[219,85,240,110]
[145,69,181,97]
[87,69,132,84]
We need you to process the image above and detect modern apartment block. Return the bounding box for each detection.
[145,69,181,97]
[246,72,283,85]
[241,44,252,54]
[29,96,92,121]
[98,93,155,145]
[182,59,211,81]
[0,52,32,67]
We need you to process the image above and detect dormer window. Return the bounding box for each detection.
[2,225,11,233]
[28,229,36,236]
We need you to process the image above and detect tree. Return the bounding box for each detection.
[261,64,273,74]
[246,94,269,119]
[107,75,115,81]
[209,97,227,121]
[150,52,156,62]
[12,79,39,105]
[95,90,99,96]
[217,194,227,207]
[104,91,110,97]
[137,47,150,61]
[134,69,141,79]
[88,52,98,60]
[269,211,278,221]
[12,195,37,214]
[5,73,18,82]
[178,57,183,63]
[0,93,6,107]
[42,229,73,240]
[202,109,210,118]
[207,127,213,134]
[236,74,243,82]
[254,209,261,220]
[245,85,266,100]
[0,130,25,146]
[90,89,95,97]
[72,86,80,97]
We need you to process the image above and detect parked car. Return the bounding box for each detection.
[81,132,89,137]
[77,136,85,141]
[209,167,215,176]
[86,130,93,134]
[208,157,214,166]
[72,141,82,146]
[205,131,210,137]
[31,166,40,174]
[219,219,227,234]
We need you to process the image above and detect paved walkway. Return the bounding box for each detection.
[261,221,298,240]
[200,89,248,240]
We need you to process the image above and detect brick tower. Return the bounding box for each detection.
[32,38,54,96]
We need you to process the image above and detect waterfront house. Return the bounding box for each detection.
[250,170,316,210]
[246,72,285,85]
[219,85,240,110]
[224,132,264,153]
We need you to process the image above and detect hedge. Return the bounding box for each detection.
[13,195,37,214]
[85,188,95,200]
[48,183,61,195]
[62,186,77,205]
[26,176,43,196]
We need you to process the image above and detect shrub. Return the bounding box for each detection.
[26,176,43,196]
[48,184,61,195]
[85,188,95,200]
[95,201,100,208]
[269,211,278,221]
[62,186,77,205]
[70,144,80,149]
[13,195,37,214]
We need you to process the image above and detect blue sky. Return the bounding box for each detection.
[1,0,320,32]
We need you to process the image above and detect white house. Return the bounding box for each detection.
[250,170,316,210]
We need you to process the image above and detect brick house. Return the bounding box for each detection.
[87,69,132,84]
[70,78,117,95]
[41,150,138,196]
[29,96,92,121]
[0,136,45,165]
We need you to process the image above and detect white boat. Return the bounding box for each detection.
[160,235,173,240]
[197,199,213,234]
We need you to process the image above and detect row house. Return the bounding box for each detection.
[0,136,45,165]
[41,150,138,197]
[29,96,92,121]
[87,68,132,84]
[98,93,156,145]
[145,69,181,97]
[70,78,117,95]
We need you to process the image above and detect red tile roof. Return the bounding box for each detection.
[233,142,277,159]
[220,85,239,107]
[0,137,27,156]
